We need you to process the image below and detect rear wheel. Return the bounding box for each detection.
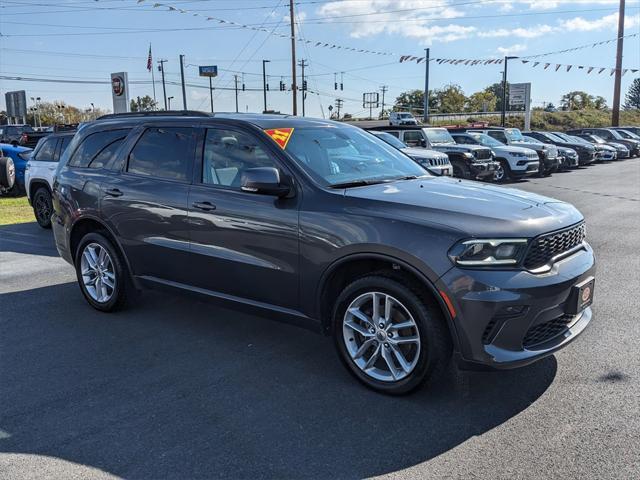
[33,187,53,228]
[333,275,451,395]
[75,232,128,312]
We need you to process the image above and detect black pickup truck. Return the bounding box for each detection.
[0,124,78,148]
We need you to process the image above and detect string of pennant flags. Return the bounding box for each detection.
[135,0,396,56]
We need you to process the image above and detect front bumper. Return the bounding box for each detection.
[437,242,595,369]
[427,164,453,176]
[511,160,539,177]
[578,151,596,165]
[471,160,498,179]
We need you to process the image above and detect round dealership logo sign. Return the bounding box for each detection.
[581,286,591,303]
[112,76,125,96]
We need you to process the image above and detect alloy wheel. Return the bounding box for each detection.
[35,194,51,223]
[80,242,116,303]
[342,292,421,382]
[494,163,505,182]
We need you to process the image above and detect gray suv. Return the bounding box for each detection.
[52,112,596,394]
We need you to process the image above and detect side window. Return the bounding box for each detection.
[59,136,72,155]
[127,127,194,181]
[69,129,130,168]
[386,131,400,138]
[202,129,278,189]
[33,137,57,162]
[488,131,507,143]
[403,131,423,146]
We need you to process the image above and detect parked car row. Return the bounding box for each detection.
[364,125,639,184]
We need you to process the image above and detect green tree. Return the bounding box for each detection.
[130,95,157,112]
[593,96,608,111]
[624,78,640,110]
[560,91,595,110]
[466,90,498,112]
[485,82,509,111]
[433,84,466,113]
[393,89,436,115]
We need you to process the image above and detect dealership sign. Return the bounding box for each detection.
[110,72,130,113]
[509,83,530,107]
[199,65,218,77]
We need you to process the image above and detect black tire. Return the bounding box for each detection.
[494,159,511,183]
[452,161,471,179]
[32,187,53,229]
[0,156,15,190]
[332,274,452,395]
[74,232,128,312]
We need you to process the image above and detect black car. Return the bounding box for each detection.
[51,112,596,394]
[567,128,640,157]
[525,131,596,166]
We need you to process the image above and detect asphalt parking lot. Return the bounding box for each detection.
[1,160,639,480]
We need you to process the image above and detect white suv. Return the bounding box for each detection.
[25,132,74,228]
[389,112,418,126]
[451,132,539,182]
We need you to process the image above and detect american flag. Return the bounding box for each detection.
[146,44,152,72]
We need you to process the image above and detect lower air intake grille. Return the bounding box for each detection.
[523,314,575,349]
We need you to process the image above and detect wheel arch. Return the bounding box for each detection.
[69,215,140,289]
[28,178,51,199]
[316,253,460,351]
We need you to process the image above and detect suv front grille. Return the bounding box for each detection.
[474,149,492,160]
[523,223,586,271]
[523,314,575,349]
[429,157,449,166]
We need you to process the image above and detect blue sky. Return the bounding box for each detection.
[0,0,639,118]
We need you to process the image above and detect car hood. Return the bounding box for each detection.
[608,142,628,150]
[344,176,583,238]
[401,147,448,160]
[430,143,490,154]
[493,145,537,155]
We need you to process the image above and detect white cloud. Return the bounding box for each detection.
[479,24,556,38]
[497,44,528,55]
[561,12,640,31]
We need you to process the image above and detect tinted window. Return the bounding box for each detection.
[128,127,193,181]
[488,131,508,143]
[69,129,130,168]
[203,129,278,189]
[403,131,424,146]
[60,136,72,154]
[34,137,57,162]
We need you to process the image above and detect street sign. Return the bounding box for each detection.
[111,72,130,113]
[5,91,27,120]
[199,65,218,77]
[509,83,530,107]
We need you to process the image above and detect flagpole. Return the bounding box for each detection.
[150,44,157,110]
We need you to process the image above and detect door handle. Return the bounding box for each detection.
[192,201,216,211]
[104,188,123,197]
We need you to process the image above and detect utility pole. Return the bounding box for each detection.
[158,59,168,110]
[500,56,517,127]
[612,0,626,126]
[209,77,214,113]
[380,85,388,119]
[179,54,187,110]
[298,59,308,116]
[234,75,239,113]
[262,59,270,113]
[423,48,430,124]
[289,0,298,115]
[335,98,343,120]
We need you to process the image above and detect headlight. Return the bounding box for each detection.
[463,152,474,159]
[448,238,528,267]
[511,152,526,158]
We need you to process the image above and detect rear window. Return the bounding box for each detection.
[127,127,194,181]
[68,129,130,168]
[33,137,57,162]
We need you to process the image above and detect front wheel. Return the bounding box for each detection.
[75,232,128,312]
[333,275,451,395]
[452,161,471,180]
[494,159,511,183]
[32,187,53,228]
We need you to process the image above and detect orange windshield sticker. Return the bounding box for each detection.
[264,128,294,149]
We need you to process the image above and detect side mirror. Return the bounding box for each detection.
[241,167,290,197]
[420,139,427,147]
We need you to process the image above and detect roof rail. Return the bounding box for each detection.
[96,110,212,120]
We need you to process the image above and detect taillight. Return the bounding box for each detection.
[20,133,28,144]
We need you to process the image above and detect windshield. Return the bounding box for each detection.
[505,128,525,142]
[423,128,454,144]
[399,113,413,119]
[522,136,543,145]
[545,133,566,143]
[569,135,591,145]
[469,132,503,147]
[617,130,640,139]
[370,131,408,150]
[589,135,606,144]
[11,125,34,134]
[553,132,574,142]
[285,126,428,187]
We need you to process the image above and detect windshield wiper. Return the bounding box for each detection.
[329,179,379,189]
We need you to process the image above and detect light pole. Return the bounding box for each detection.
[168,96,174,109]
[501,56,518,127]
[262,59,270,113]
[157,59,168,110]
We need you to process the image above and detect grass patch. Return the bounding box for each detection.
[0,195,35,225]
